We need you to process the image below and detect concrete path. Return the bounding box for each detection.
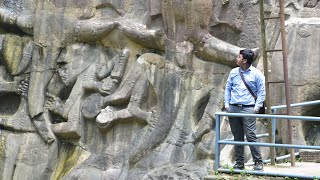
[205,162,320,179]
[263,162,320,176]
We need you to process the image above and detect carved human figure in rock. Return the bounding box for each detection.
[1,2,64,143]
[44,44,95,117]
[44,44,121,138]
[0,33,59,179]
[95,53,161,130]
[61,52,165,180]
[1,0,121,143]
[99,53,167,179]
[81,49,129,120]
[94,42,193,131]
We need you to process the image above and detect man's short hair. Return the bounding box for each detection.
[240,49,254,65]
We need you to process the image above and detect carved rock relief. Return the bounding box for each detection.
[0,0,320,179]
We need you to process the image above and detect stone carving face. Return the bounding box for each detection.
[57,44,94,86]
[101,76,119,95]
[57,62,72,86]
[119,49,129,62]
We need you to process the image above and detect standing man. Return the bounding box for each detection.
[224,49,265,171]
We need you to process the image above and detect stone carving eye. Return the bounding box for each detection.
[57,62,68,69]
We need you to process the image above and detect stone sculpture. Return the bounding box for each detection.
[1,0,319,179]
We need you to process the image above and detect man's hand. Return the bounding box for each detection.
[225,105,230,112]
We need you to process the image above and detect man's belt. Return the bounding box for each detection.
[230,104,255,107]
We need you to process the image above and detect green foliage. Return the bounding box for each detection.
[229,167,234,175]
[295,156,302,162]
[240,170,248,176]
[223,164,231,169]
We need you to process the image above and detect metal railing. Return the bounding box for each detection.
[270,100,320,147]
[214,100,320,179]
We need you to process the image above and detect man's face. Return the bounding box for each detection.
[236,54,247,67]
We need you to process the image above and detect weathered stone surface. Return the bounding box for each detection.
[270,18,320,147]
[0,0,320,179]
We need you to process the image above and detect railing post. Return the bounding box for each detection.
[271,109,277,144]
[214,114,221,171]
[271,109,277,165]
[278,0,295,167]
[259,0,275,166]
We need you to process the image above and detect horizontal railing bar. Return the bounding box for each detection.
[245,152,299,166]
[264,16,280,20]
[266,49,282,52]
[271,100,320,110]
[216,169,320,179]
[268,80,285,83]
[218,140,320,150]
[224,133,269,141]
[215,112,320,121]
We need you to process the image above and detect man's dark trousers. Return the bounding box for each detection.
[228,105,263,164]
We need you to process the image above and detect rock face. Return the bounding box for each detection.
[0,0,319,179]
[271,17,320,147]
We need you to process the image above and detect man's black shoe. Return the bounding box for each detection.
[233,163,245,170]
[253,161,264,171]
